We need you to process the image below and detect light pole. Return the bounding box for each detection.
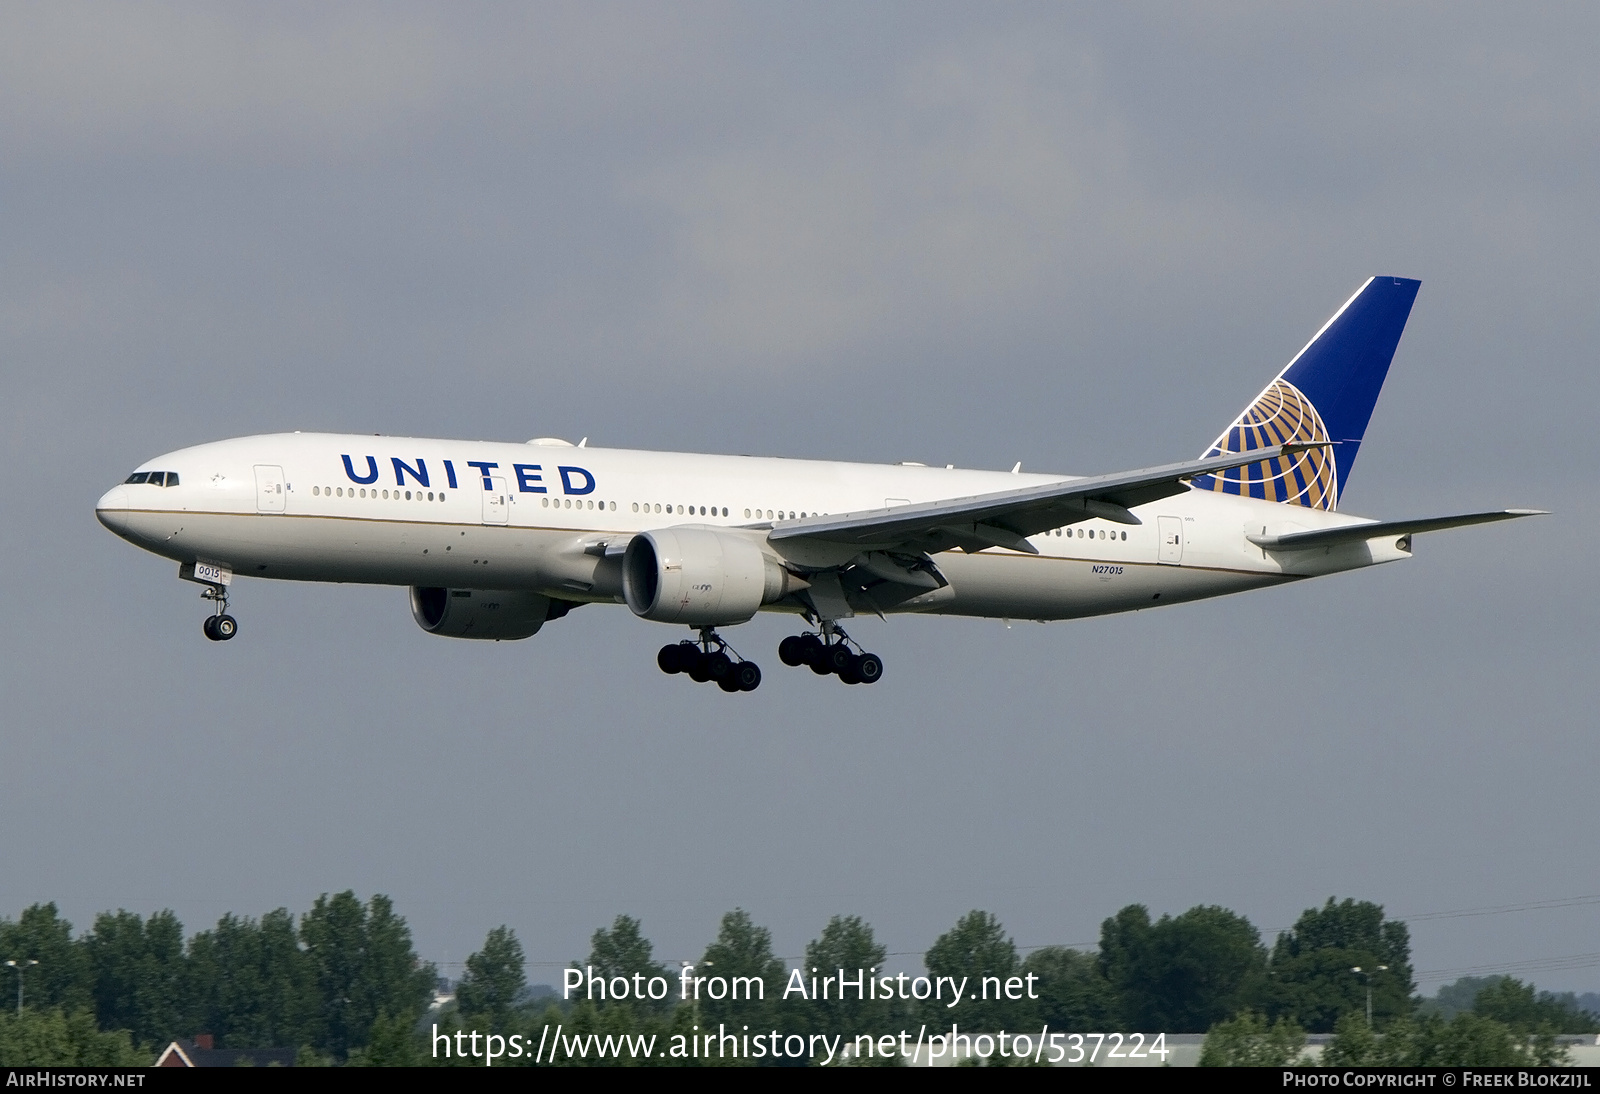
[1351,965,1387,1028]
[5,960,39,1016]
[681,960,713,1028]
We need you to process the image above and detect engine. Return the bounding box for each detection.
[623,528,804,626]
[409,587,569,640]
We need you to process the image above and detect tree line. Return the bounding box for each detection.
[0,893,433,1065]
[2,893,1593,1066]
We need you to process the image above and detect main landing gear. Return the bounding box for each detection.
[657,629,762,693]
[778,626,883,685]
[200,584,238,642]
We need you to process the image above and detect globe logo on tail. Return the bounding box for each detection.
[1193,379,1338,510]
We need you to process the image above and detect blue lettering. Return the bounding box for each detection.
[393,457,430,488]
[558,466,595,495]
[443,459,459,489]
[465,461,498,489]
[342,455,379,484]
[513,464,547,493]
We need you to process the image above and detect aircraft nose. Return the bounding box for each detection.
[96,486,132,534]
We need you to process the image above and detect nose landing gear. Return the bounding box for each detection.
[200,585,238,642]
[657,628,761,692]
[778,625,883,685]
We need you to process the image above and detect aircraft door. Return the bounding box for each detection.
[482,477,509,525]
[254,465,286,513]
[1157,516,1184,563]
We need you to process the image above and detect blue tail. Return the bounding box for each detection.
[1192,276,1420,510]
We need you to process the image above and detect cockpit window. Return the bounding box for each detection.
[124,471,178,486]
[125,472,149,484]
[164,472,178,487]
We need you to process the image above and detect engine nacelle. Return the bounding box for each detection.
[409,587,564,640]
[623,528,801,626]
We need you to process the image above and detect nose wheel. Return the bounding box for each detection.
[200,584,238,642]
[778,626,883,685]
[657,628,760,692]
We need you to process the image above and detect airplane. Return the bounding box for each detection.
[96,276,1541,692]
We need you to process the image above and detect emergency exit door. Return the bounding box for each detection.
[1157,516,1184,564]
[482,478,509,525]
[254,465,286,513]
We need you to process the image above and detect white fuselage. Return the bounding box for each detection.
[95,433,1411,624]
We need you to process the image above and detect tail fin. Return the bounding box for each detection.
[1192,276,1420,510]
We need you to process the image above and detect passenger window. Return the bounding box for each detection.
[313,486,320,496]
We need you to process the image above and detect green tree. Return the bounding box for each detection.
[801,916,899,1044]
[1324,1010,1567,1067]
[186,909,318,1050]
[923,910,1026,1033]
[84,909,187,1047]
[354,1010,421,1066]
[1267,898,1413,1032]
[1418,975,1503,1019]
[696,909,786,1054]
[456,926,526,1031]
[0,1007,144,1066]
[586,915,672,1016]
[1475,977,1599,1034]
[1199,1011,1309,1066]
[0,904,93,1013]
[1099,904,1266,1032]
[1018,946,1112,1031]
[299,892,435,1059]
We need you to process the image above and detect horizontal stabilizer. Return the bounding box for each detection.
[1247,509,1547,550]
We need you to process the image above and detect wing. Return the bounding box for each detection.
[1246,509,1547,550]
[769,444,1319,556]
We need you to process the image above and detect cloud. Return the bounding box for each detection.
[0,3,721,160]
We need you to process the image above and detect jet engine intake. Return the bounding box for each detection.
[409,587,567,640]
[623,528,804,626]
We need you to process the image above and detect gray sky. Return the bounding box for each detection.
[2,2,1596,992]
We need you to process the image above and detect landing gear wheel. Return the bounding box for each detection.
[733,661,762,692]
[686,648,712,683]
[853,652,884,684]
[704,651,733,684]
[658,642,693,674]
[824,643,854,676]
[778,635,808,667]
[202,616,219,641]
[213,615,237,640]
[717,675,742,693]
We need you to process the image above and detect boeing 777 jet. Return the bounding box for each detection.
[97,277,1540,692]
